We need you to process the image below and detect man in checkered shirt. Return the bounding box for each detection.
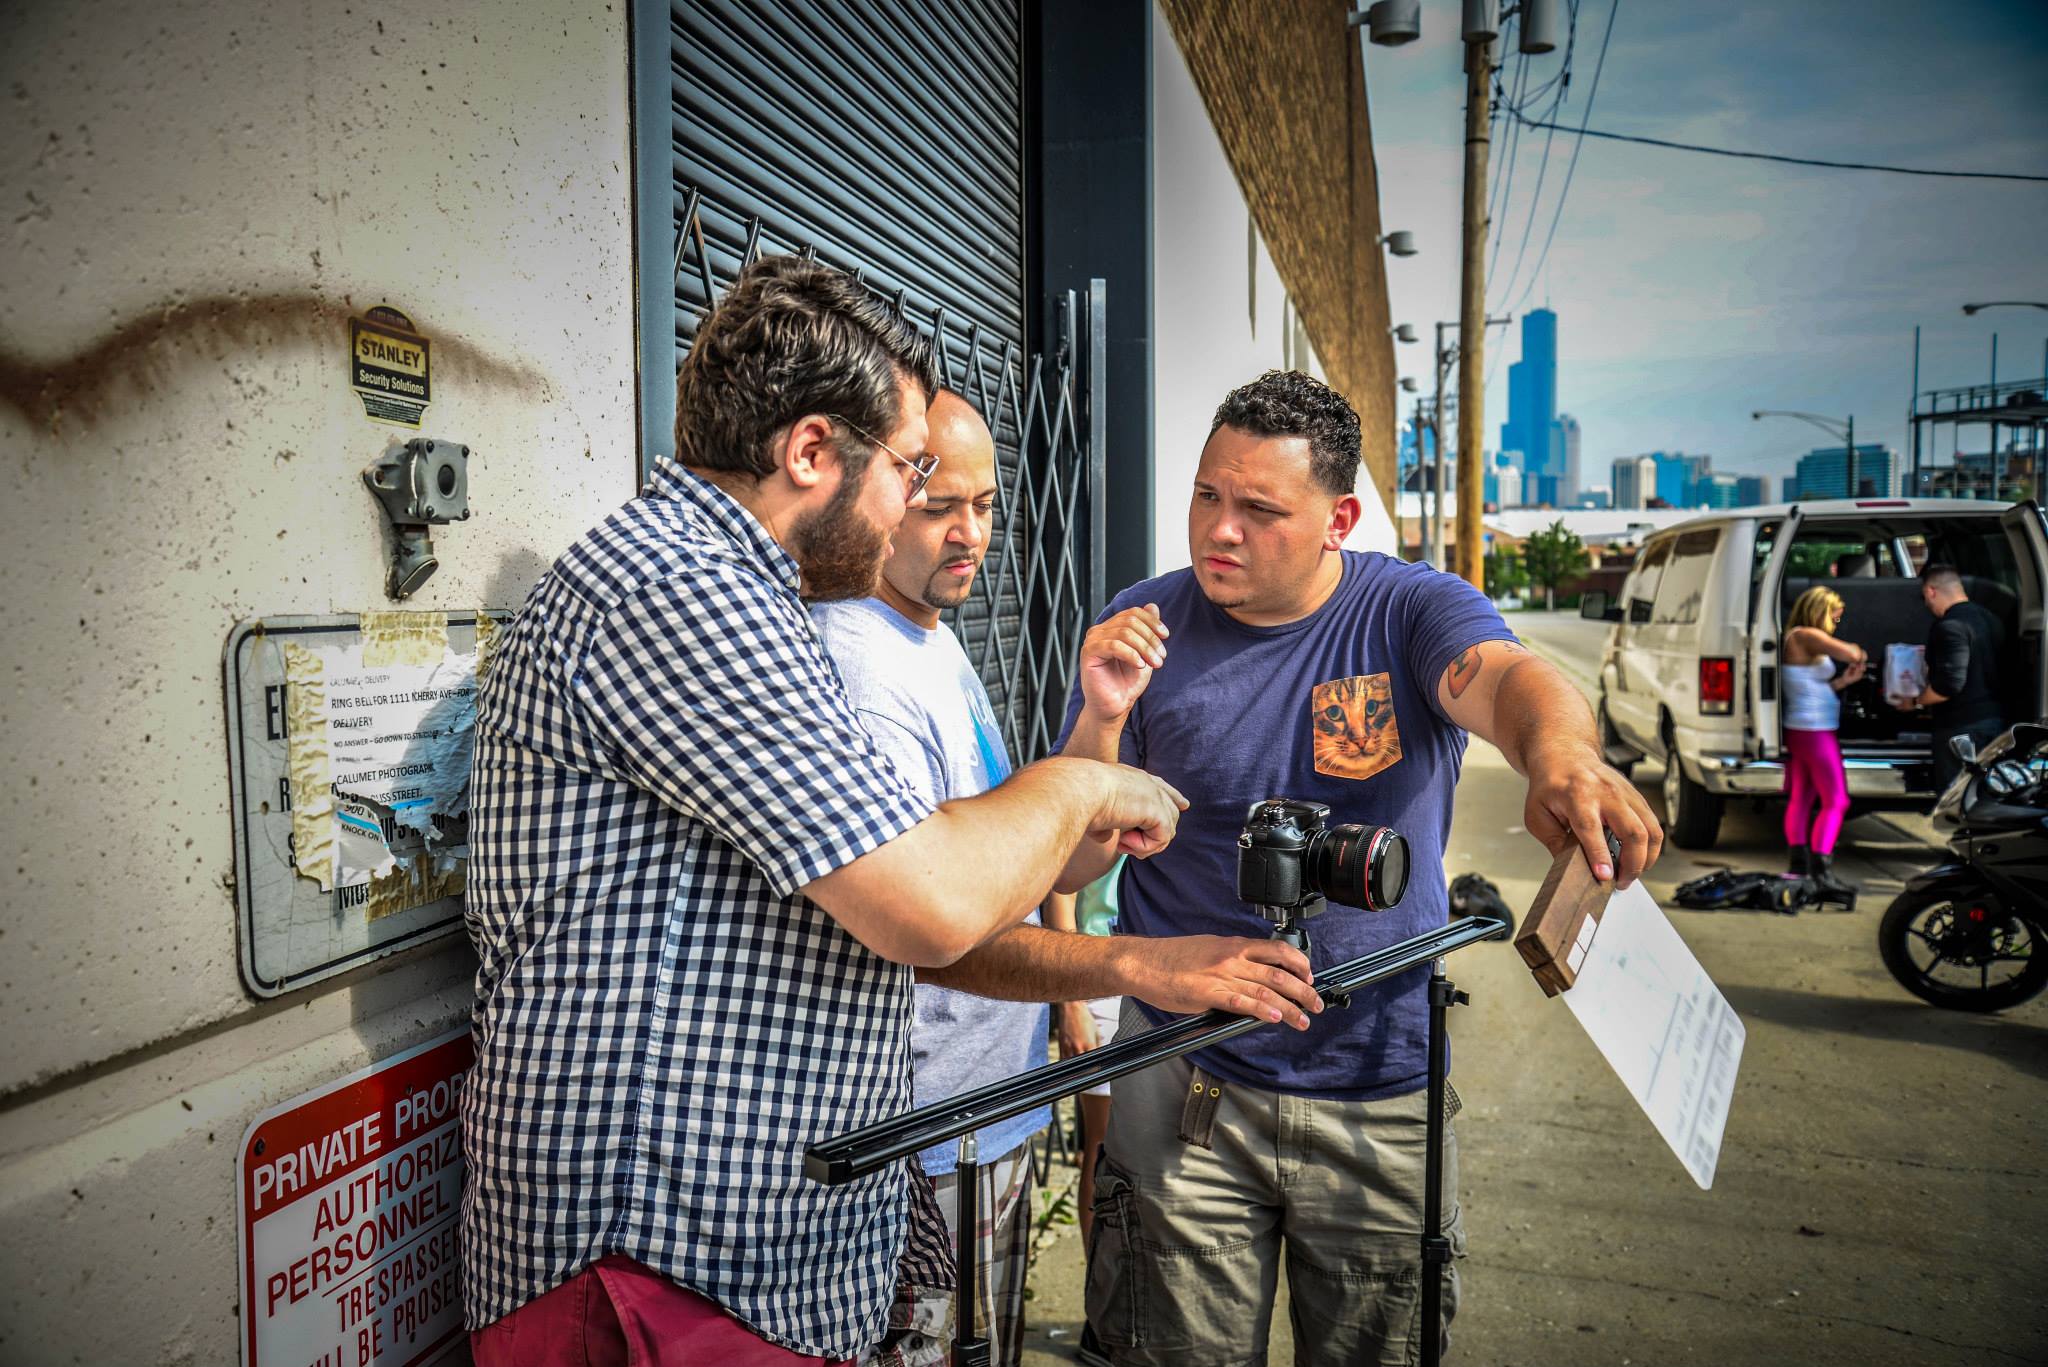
[460,256,1207,1366]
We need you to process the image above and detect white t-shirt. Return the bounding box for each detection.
[810,596,1051,1174]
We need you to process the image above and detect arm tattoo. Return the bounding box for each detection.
[1447,647,1483,699]
[1447,641,1527,701]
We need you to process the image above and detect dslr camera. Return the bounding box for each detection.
[1236,798,1409,949]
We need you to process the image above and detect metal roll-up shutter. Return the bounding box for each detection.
[650,0,1067,754]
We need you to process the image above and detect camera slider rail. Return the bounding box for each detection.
[804,913,1511,1186]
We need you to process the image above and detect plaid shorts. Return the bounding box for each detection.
[865,1144,1035,1367]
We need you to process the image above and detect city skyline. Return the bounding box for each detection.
[1367,0,2048,492]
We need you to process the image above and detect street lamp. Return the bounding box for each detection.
[1350,0,1421,45]
[1962,301,2048,315]
[1753,409,1863,499]
[1392,323,1419,344]
[1400,376,1419,393]
[1382,231,1418,258]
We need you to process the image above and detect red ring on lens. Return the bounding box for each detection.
[1361,827,1393,909]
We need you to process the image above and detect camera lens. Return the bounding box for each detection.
[1310,823,1410,912]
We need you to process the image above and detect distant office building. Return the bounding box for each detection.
[1559,413,1581,506]
[1577,489,1611,510]
[1485,449,1523,509]
[1736,474,1771,506]
[1700,473,1742,509]
[1612,455,1658,510]
[1500,310,1567,508]
[1791,445,1898,499]
[1659,454,1692,507]
[1681,454,1714,507]
[1633,451,1696,507]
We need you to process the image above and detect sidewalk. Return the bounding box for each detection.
[1019,738,2048,1366]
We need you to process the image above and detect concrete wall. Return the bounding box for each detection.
[0,0,635,1358]
[1150,4,1399,577]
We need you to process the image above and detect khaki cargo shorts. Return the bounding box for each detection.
[1085,1001,1465,1367]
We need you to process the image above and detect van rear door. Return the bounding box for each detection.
[1746,510,1803,760]
[2000,500,2048,720]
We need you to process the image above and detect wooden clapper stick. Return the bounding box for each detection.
[1513,842,1614,996]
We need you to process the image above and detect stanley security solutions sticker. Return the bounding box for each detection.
[350,306,431,427]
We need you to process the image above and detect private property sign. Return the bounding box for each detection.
[239,1030,471,1367]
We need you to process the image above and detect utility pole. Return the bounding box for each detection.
[1455,29,1494,589]
[1909,325,1920,496]
[1432,316,1509,571]
[1432,322,1454,570]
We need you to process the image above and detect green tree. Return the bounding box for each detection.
[1523,519,1590,610]
[1484,548,1529,601]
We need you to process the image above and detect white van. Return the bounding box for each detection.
[1582,499,2048,846]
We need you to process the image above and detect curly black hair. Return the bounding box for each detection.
[1208,370,1361,496]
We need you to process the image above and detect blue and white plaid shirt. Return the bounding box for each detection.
[460,458,935,1357]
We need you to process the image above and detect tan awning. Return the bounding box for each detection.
[1157,0,1398,507]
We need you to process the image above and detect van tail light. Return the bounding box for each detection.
[1700,657,1734,715]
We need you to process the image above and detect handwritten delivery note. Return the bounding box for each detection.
[1563,882,1745,1188]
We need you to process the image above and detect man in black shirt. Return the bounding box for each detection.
[1895,563,2008,796]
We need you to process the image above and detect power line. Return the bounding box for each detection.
[1504,117,2048,183]
[1491,111,1561,313]
[1486,51,1531,277]
[1486,0,1582,384]
[1507,0,1621,318]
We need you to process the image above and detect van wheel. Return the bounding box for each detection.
[1660,732,1723,848]
[1598,701,1638,778]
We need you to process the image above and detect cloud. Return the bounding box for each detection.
[1368,0,2048,487]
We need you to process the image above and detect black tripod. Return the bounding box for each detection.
[1419,959,1467,1367]
[806,916,1507,1367]
[1261,904,1467,1367]
[952,1132,990,1367]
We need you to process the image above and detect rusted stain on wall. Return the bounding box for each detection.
[0,292,554,432]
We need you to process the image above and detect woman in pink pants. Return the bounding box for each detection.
[1781,586,1867,901]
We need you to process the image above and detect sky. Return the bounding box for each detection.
[1366,0,2048,494]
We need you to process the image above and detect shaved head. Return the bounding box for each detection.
[926,390,997,486]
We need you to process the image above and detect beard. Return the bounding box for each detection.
[792,465,891,602]
[919,560,981,610]
[1193,561,1253,610]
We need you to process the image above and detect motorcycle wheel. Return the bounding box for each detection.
[1878,887,2048,1013]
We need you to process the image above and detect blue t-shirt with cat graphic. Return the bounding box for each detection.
[1056,551,1516,1100]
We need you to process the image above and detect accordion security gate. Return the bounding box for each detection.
[643,0,1106,760]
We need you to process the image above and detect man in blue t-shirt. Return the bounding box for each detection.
[939,371,1661,1365]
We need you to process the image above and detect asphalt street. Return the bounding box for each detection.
[1019,610,2048,1367]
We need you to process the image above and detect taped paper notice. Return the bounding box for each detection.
[473,609,502,684]
[1563,882,1745,1189]
[359,609,450,667]
[282,629,478,896]
[282,645,335,889]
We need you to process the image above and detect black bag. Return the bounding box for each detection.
[1675,869,1799,911]
[1449,873,1513,920]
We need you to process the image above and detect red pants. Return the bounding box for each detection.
[470,1255,853,1367]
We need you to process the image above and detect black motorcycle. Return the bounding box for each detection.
[1878,722,2048,1012]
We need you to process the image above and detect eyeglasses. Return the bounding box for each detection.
[825,414,939,500]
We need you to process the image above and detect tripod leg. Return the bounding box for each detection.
[1420,962,1458,1367]
[954,1133,990,1367]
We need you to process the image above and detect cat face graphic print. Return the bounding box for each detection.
[1311,672,1401,780]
